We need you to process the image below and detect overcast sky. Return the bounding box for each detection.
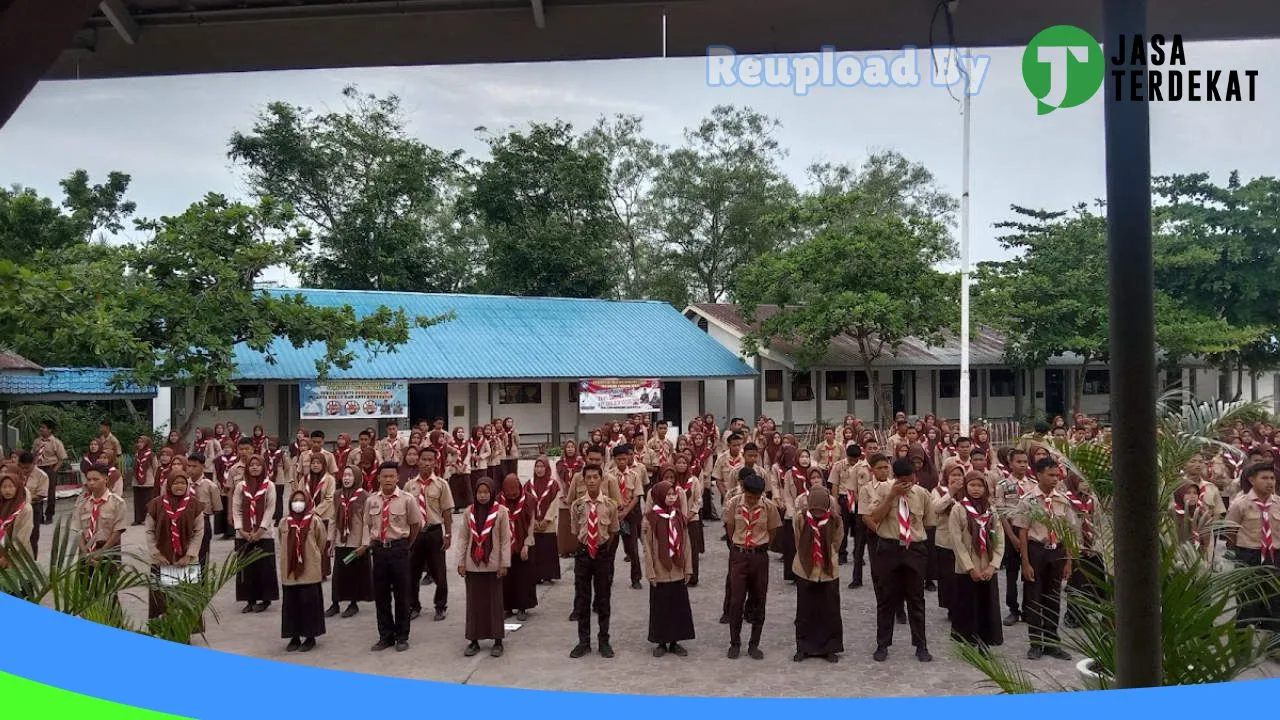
[0,39,1275,284]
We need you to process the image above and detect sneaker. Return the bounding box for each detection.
[727,645,741,659]
[747,646,764,660]
[286,638,302,652]
[1027,645,1043,660]
[599,642,615,658]
[490,643,504,658]
[1044,646,1072,661]
[824,653,839,663]
[371,639,394,652]
[916,647,933,663]
[299,637,316,653]
[669,643,688,657]
[433,609,447,621]
[873,646,888,662]
[395,641,409,652]
[654,645,668,658]
[342,603,360,619]
[516,610,529,621]
[570,643,591,659]
[464,642,481,657]
[1003,612,1021,626]
[324,604,341,618]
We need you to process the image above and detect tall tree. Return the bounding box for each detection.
[0,194,430,436]
[466,121,617,298]
[737,189,959,425]
[0,170,135,263]
[228,86,472,293]
[652,105,797,304]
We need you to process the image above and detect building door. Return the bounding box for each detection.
[662,381,682,431]
[409,383,449,427]
[1044,369,1066,419]
[892,370,916,417]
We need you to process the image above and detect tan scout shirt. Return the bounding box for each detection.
[461,505,512,573]
[376,436,407,466]
[22,467,48,502]
[331,491,370,548]
[949,502,1005,574]
[711,451,745,486]
[0,502,34,561]
[723,494,782,548]
[292,474,336,522]
[348,447,375,470]
[529,477,561,533]
[606,463,644,511]
[296,449,338,480]
[792,508,843,582]
[404,474,454,527]
[71,491,127,549]
[1012,485,1078,547]
[644,438,675,470]
[930,487,959,548]
[1173,479,1226,518]
[675,474,704,518]
[99,433,123,458]
[641,512,693,583]
[567,472,623,506]
[230,480,277,534]
[364,489,423,543]
[1227,489,1280,550]
[569,492,621,547]
[278,516,327,586]
[190,476,223,516]
[144,502,205,566]
[828,458,860,510]
[32,435,67,470]
[868,482,936,542]
[814,441,843,472]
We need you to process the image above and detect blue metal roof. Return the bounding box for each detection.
[231,289,758,381]
[0,367,157,399]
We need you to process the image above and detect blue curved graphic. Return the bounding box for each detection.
[0,593,1274,718]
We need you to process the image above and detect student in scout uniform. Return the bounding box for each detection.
[365,462,423,652]
[1172,481,1214,557]
[498,473,537,621]
[567,445,622,504]
[815,427,842,480]
[1061,470,1103,628]
[829,444,861,568]
[130,434,158,527]
[865,457,936,663]
[405,447,453,621]
[297,430,339,483]
[1226,463,1280,631]
[185,454,221,569]
[33,420,66,525]
[458,477,511,656]
[232,455,280,614]
[642,479,695,658]
[398,446,420,488]
[529,457,562,583]
[450,426,474,510]
[777,449,812,584]
[101,448,125,497]
[376,422,407,466]
[792,484,843,663]
[16,453,47,558]
[279,489,327,652]
[949,470,1004,647]
[328,467,373,619]
[484,424,505,489]
[712,433,747,506]
[295,454,336,542]
[569,465,621,659]
[501,418,521,479]
[997,448,1033,626]
[722,471,780,659]
[1013,456,1076,660]
[72,464,128,597]
[98,421,123,460]
[607,444,645,590]
[0,467,34,581]
[932,459,966,618]
[671,455,705,586]
[645,420,675,489]
[144,469,205,623]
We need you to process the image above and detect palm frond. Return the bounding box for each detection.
[953,641,1043,694]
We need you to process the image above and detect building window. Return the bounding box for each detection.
[765,370,782,402]
[792,372,814,401]
[989,369,1015,397]
[567,382,580,403]
[499,383,542,404]
[203,384,264,411]
[853,371,870,400]
[1083,369,1111,395]
[938,370,978,399]
[825,371,847,401]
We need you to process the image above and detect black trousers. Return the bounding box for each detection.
[701,488,717,520]
[574,539,617,644]
[924,527,938,582]
[39,466,57,522]
[132,486,155,525]
[371,539,412,643]
[410,525,448,612]
[727,546,769,647]
[1002,537,1023,615]
[839,496,869,577]
[1022,540,1067,646]
[620,506,642,586]
[1235,547,1280,631]
[198,515,212,570]
[273,484,286,522]
[30,514,41,559]
[871,540,928,649]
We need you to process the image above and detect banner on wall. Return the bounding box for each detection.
[577,379,663,414]
[299,380,409,420]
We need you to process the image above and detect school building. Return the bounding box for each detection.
[683,303,1280,428]
[157,289,755,452]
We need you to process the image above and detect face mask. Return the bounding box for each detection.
[291,501,307,513]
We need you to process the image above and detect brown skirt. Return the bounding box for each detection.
[465,572,505,641]
[533,532,562,581]
[557,507,577,555]
[648,580,695,644]
[795,578,843,656]
[450,472,472,508]
[503,553,539,612]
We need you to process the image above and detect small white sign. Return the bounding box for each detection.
[159,565,201,586]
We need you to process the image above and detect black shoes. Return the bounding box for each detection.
[654,645,668,658]
[286,637,302,652]
[669,643,688,657]
[896,610,906,625]
[599,642,615,658]
[464,642,481,657]
[1003,612,1021,626]
[395,641,409,652]
[371,639,394,652]
[916,647,933,663]
[433,609,447,621]
[299,637,316,653]
[747,646,763,660]
[873,646,888,662]
[719,613,729,624]
[491,642,504,658]
[824,653,839,663]
[325,604,341,618]
[516,610,529,621]
[792,652,805,662]
[848,578,862,589]
[342,603,360,619]
[727,644,741,659]
[408,609,421,621]
[254,602,270,613]
[1043,646,1072,661]
[570,643,591,658]
[569,611,581,622]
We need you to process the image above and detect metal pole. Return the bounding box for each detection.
[1104,0,1162,688]
[958,48,973,436]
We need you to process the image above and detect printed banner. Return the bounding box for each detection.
[577,379,663,414]
[299,380,408,420]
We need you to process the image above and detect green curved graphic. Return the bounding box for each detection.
[0,671,190,719]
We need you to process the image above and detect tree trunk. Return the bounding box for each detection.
[1073,359,1087,421]
[177,382,209,439]
[867,365,891,428]
[1233,357,1244,402]
[122,398,143,425]
[1013,368,1024,423]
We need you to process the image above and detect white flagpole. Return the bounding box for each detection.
[958,48,973,437]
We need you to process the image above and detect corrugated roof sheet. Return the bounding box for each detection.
[0,367,157,398]
[689,304,1013,367]
[231,290,758,381]
[0,351,41,372]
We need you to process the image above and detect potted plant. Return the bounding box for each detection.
[956,393,1280,692]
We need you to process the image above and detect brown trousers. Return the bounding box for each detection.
[727,546,769,647]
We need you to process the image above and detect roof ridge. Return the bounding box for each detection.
[268,288,673,306]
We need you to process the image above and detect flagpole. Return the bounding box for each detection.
[958,48,973,437]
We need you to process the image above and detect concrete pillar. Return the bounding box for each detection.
[846,371,856,417]
[468,383,479,429]
[726,379,737,425]
[815,370,824,426]
[697,380,706,416]
[752,357,764,422]
[550,382,561,446]
[781,370,794,432]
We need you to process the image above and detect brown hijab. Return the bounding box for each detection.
[501,474,532,548]
[908,443,939,490]
[335,469,366,546]
[148,472,202,564]
[797,485,838,577]
[0,471,29,548]
[644,480,685,571]
[530,458,557,521]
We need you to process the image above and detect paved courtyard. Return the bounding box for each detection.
[32,466,1275,698]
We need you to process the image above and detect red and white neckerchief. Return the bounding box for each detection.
[726,454,743,470]
[790,469,808,498]
[241,480,270,530]
[617,466,632,505]
[252,435,267,455]
[333,444,351,469]
[1224,453,1243,480]
[413,477,432,522]
[558,457,582,485]
[469,505,499,563]
[308,475,327,509]
[504,430,515,454]
[532,476,556,521]
[384,436,404,458]
[821,441,839,466]
[960,496,991,556]
[945,445,958,458]
[679,473,698,496]
[0,502,26,545]
[469,439,486,467]
[378,492,396,542]
[1173,503,1201,545]
[85,495,108,546]
[162,492,193,559]
[134,447,153,485]
[33,437,49,466]
[338,489,364,544]
[287,510,314,570]
[1254,496,1275,561]
[585,498,601,558]
[897,495,912,546]
[656,441,672,466]
[361,465,378,492]
[1064,490,1095,547]
[504,492,526,551]
[652,504,680,559]
[740,503,763,549]
[1042,494,1059,547]
[805,509,832,569]
[265,448,284,480]
[455,439,470,467]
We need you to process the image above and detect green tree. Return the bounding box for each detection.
[0,194,431,436]
[0,170,135,263]
[228,86,473,293]
[737,191,959,425]
[467,121,617,298]
[652,105,797,303]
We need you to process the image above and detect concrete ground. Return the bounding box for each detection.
[32,467,1275,698]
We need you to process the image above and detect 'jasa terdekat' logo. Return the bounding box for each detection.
[1022,25,1260,114]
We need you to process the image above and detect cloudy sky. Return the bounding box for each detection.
[0,39,1275,282]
